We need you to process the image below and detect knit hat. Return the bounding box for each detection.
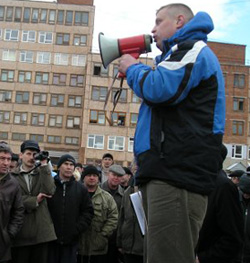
[21,140,40,153]
[239,173,250,194]
[102,153,113,160]
[81,165,100,180]
[109,164,125,176]
[57,154,76,169]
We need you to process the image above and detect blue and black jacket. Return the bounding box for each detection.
[126,12,225,195]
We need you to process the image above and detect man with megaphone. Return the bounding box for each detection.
[118,3,225,263]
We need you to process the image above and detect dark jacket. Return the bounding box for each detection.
[47,175,94,245]
[197,170,244,263]
[0,174,24,262]
[117,186,143,256]
[12,165,57,246]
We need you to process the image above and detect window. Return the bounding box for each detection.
[73,34,87,46]
[22,30,36,42]
[112,88,127,103]
[30,134,44,143]
[47,135,61,144]
[233,97,244,111]
[0,6,5,21]
[234,74,245,88]
[68,96,82,107]
[54,53,69,66]
[0,91,11,102]
[36,52,51,64]
[57,10,64,24]
[0,132,8,140]
[128,137,134,152]
[31,113,45,126]
[31,8,39,23]
[74,11,88,25]
[14,112,28,125]
[111,112,126,126]
[49,115,63,127]
[53,73,66,85]
[65,11,73,25]
[70,74,84,87]
[5,29,19,41]
[93,64,108,76]
[56,33,70,45]
[65,137,79,145]
[49,10,56,24]
[232,144,243,159]
[232,121,244,136]
[89,110,105,125]
[40,9,47,23]
[1,70,14,82]
[51,94,64,107]
[15,91,29,104]
[2,50,16,61]
[20,51,33,63]
[130,113,138,127]
[23,8,30,23]
[38,32,53,44]
[33,93,47,105]
[14,7,22,22]
[35,72,49,85]
[18,71,32,83]
[108,136,125,151]
[0,111,10,123]
[6,7,13,22]
[87,134,104,149]
[12,133,26,141]
[66,116,80,129]
[132,92,141,103]
[72,55,86,66]
[91,86,107,101]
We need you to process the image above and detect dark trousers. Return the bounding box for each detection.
[77,254,107,263]
[124,253,143,263]
[11,242,48,263]
[48,241,78,263]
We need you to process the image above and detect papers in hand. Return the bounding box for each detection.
[130,191,147,236]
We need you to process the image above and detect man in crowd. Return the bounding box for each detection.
[118,3,225,263]
[100,153,114,183]
[228,170,245,186]
[0,142,24,263]
[78,165,118,263]
[11,140,56,263]
[47,154,93,263]
[120,167,133,190]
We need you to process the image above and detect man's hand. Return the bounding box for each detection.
[37,193,52,203]
[118,54,137,74]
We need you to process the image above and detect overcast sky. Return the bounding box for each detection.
[34,0,250,63]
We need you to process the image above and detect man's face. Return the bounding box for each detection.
[20,149,37,169]
[75,166,83,173]
[102,157,113,169]
[59,161,75,181]
[9,160,18,172]
[0,152,11,175]
[84,174,99,189]
[231,177,240,185]
[151,8,179,51]
[120,173,131,186]
[243,193,250,199]
[108,172,122,189]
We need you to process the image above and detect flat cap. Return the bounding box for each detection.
[109,164,125,176]
[21,140,40,153]
[228,170,245,178]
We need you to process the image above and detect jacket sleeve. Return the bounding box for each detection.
[101,194,118,238]
[38,165,56,195]
[76,185,94,234]
[8,184,24,239]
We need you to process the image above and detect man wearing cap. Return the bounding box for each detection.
[228,170,245,186]
[78,165,118,263]
[100,153,114,183]
[101,164,125,263]
[11,140,56,263]
[47,154,93,263]
[0,142,24,263]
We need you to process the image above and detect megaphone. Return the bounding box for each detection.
[98,33,152,76]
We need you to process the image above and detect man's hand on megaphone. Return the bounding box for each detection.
[118,54,138,75]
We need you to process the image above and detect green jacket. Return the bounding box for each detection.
[78,186,118,256]
[12,164,56,246]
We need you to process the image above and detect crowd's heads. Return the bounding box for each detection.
[57,154,76,169]
[20,140,40,153]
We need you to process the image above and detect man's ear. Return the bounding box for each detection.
[176,15,185,29]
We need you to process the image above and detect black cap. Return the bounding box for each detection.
[102,153,113,160]
[228,170,245,178]
[57,154,76,169]
[123,167,133,176]
[20,140,40,153]
[81,165,100,180]
[239,173,250,194]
